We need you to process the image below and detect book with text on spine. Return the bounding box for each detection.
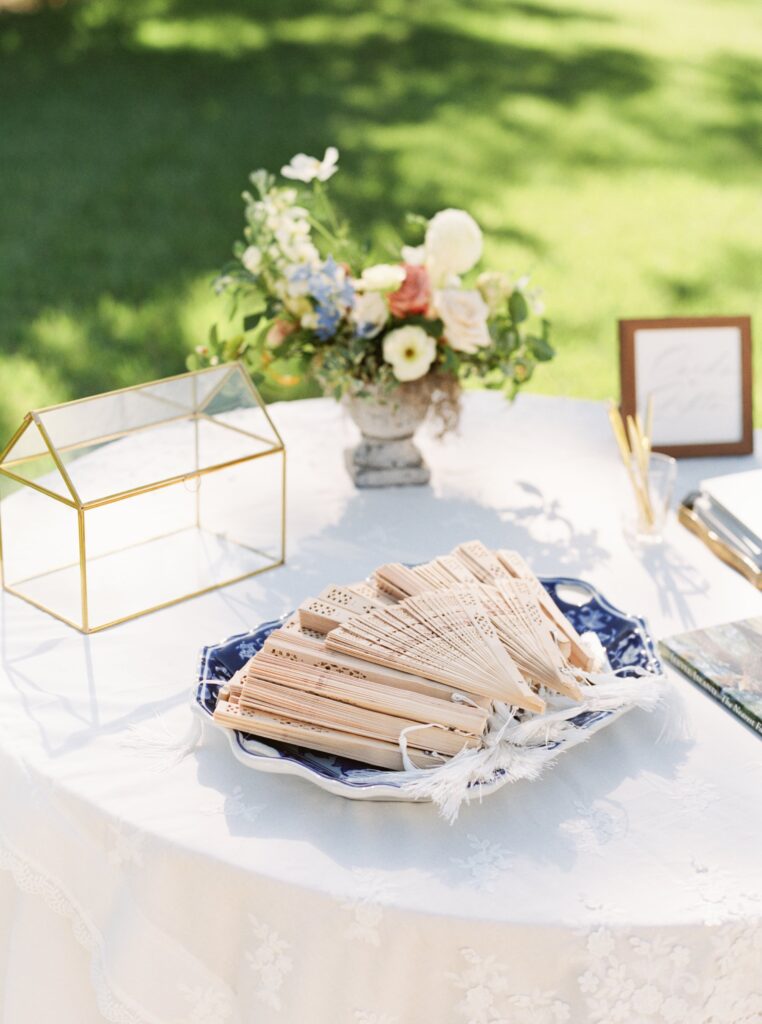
[659,617,762,738]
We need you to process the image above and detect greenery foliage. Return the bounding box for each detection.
[1,0,761,441]
[187,155,553,405]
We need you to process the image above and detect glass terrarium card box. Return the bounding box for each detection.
[0,364,285,632]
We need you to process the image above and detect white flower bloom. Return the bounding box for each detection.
[425,208,483,284]
[241,245,262,274]
[301,311,319,330]
[350,291,389,338]
[383,325,436,382]
[283,265,312,297]
[293,240,320,264]
[434,288,491,353]
[476,270,512,314]
[281,146,339,183]
[355,263,406,292]
[401,244,425,266]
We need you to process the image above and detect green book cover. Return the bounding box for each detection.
[659,617,762,738]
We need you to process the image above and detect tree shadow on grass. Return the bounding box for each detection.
[0,0,703,438]
[0,0,659,432]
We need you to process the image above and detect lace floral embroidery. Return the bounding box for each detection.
[559,799,628,854]
[577,928,699,1023]
[682,859,762,926]
[199,783,263,824]
[505,991,571,1024]
[450,947,570,1024]
[340,869,397,946]
[0,837,150,1024]
[178,983,234,1024]
[451,834,512,891]
[224,784,264,824]
[246,914,293,1010]
[451,947,508,1024]
[702,921,762,1023]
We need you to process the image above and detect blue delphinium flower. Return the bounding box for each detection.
[287,256,354,341]
[315,304,342,340]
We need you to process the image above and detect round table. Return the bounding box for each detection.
[1,393,761,1024]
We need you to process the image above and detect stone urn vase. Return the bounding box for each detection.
[344,381,431,487]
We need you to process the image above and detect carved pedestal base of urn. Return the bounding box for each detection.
[344,382,431,488]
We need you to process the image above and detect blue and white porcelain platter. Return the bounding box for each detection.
[193,576,661,802]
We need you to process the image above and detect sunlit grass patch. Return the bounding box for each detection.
[0,0,760,441]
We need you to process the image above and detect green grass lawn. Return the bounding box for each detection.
[2,0,761,441]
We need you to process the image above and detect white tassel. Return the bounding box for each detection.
[351,669,666,822]
[121,692,203,772]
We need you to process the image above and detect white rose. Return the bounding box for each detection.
[350,291,388,338]
[281,146,339,183]
[434,289,491,354]
[355,263,406,292]
[382,325,436,382]
[425,209,483,284]
[241,245,262,274]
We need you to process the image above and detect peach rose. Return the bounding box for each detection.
[389,264,432,318]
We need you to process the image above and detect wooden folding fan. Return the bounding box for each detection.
[213,543,599,771]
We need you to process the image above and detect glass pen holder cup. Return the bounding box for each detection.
[623,451,677,545]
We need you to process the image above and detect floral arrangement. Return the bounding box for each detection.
[190,147,554,429]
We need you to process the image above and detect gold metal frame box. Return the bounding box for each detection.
[0,363,285,632]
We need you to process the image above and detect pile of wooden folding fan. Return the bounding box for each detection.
[213,540,606,771]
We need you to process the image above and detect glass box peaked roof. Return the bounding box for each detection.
[0,364,284,509]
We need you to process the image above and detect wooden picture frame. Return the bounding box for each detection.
[619,316,753,458]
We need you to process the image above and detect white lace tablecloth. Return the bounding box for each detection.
[1,393,761,1024]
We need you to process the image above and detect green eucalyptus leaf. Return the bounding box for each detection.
[500,327,520,354]
[528,335,555,362]
[509,291,529,324]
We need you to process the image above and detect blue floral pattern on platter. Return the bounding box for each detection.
[195,576,660,793]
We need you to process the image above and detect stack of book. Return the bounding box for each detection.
[660,617,762,737]
[214,541,595,770]
[680,468,762,588]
